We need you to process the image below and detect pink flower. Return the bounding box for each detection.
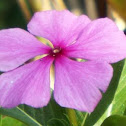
[0,10,126,112]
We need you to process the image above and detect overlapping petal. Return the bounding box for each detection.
[27,10,91,47]
[65,18,126,63]
[0,56,53,108]
[0,28,51,71]
[54,56,113,112]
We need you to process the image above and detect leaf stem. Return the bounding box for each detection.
[17,107,42,126]
[67,109,78,126]
[81,113,88,126]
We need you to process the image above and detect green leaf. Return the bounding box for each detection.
[0,107,42,126]
[101,115,126,126]
[85,59,126,126]
[35,96,69,126]
[2,116,26,126]
[0,96,69,126]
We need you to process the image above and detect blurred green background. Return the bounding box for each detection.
[0,0,26,29]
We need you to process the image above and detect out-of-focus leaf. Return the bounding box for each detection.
[2,116,26,126]
[28,0,52,12]
[0,95,69,126]
[101,115,126,126]
[85,0,98,19]
[51,0,66,10]
[66,0,82,15]
[85,59,126,126]
[107,0,126,21]
[17,0,32,22]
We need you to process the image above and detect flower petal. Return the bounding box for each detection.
[65,18,126,63]
[54,56,113,112]
[28,10,91,47]
[0,56,53,108]
[0,28,51,71]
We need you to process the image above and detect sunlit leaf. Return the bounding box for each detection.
[2,116,26,126]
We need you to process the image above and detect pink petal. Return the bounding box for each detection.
[27,10,91,47]
[54,56,113,112]
[0,28,51,71]
[65,18,126,63]
[0,56,53,108]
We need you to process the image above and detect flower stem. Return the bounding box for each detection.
[67,109,78,126]
[81,113,88,126]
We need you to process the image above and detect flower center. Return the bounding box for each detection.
[53,49,60,54]
[50,47,62,57]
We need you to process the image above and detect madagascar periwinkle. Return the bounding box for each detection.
[0,10,126,112]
